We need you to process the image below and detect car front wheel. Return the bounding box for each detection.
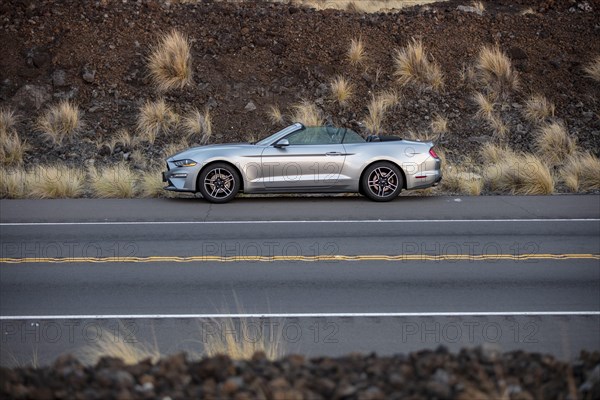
[361,162,403,201]
[198,163,240,203]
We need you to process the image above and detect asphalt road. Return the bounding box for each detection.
[1,195,599,365]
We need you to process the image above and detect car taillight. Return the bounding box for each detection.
[429,147,439,159]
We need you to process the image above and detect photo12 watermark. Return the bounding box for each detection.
[399,320,539,345]
[199,319,340,345]
[398,240,542,262]
[2,320,142,345]
[199,240,340,261]
[1,241,139,261]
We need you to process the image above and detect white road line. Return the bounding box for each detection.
[1,311,599,320]
[1,218,599,226]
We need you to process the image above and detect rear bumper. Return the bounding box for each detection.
[409,171,442,190]
[406,157,442,190]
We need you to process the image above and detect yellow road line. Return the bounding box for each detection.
[1,254,599,264]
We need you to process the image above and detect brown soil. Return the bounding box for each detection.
[1,0,599,168]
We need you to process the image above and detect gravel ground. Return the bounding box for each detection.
[1,348,600,399]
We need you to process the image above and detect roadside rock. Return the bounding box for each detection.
[457,5,483,16]
[82,65,96,83]
[509,46,528,60]
[31,49,51,68]
[11,84,52,110]
[51,69,67,87]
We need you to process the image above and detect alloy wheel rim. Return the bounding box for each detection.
[204,168,235,198]
[367,167,398,198]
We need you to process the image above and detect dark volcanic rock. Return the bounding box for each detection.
[11,84,51,110]
[1,348,599,400]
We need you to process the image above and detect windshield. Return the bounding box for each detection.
[254,124,365,146]
[255,124,303,146]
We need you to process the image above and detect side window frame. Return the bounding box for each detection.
[285,127,343,145]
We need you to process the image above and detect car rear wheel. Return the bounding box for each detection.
[198,163,240,203]
[361,162,403,201]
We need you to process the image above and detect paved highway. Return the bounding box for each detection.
[1,195,599,365]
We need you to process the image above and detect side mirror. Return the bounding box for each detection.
[274,138,290,148]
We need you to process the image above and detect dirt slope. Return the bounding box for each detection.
[1,0,599,167]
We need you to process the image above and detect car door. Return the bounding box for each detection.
[261,126,346,189]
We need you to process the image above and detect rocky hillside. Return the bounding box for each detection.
[1,0,599,170]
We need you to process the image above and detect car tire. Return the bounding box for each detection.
[198,163,240,203]
[361,162,403,202]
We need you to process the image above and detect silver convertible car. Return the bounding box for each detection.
[163,123,441,203]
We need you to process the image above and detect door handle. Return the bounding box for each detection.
[326,152,343,156]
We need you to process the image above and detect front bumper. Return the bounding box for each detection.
[162,166,197,192]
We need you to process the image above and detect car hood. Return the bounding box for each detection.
[167,142,255,160]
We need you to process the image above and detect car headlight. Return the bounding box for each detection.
[173,159,197,167]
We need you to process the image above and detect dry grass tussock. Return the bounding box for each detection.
[363,90,400,134]
[148,30,193,92]
[267,104,285,125]
[476,45,519,95]
[0,167,28,198]
[202,318,285,361]
[1,131,28,166]
[0,107,24,168]
[471,1,485,12]
[95,138,115,156]
[182,107,212,144]
[520,7,537,15]
[472,92,509,139]
[79,327,160,366]
[480,143,515,164]
[290,0,440,13]
[0,108,17,137]
[523,94,555,123]
[113,129,137,151]
[290,100,324,126]
[472,91,496,121]
[27,165,85,198]
[583,55,600,82]
[560,152,600,192]
[330,76,354,106]
[128,150,150,170]
[534,122,576,167]
[394,38,444,91]
[137,99,179,143]
[489,115,509,140]
[430,114,448,135]
[139,167,169,198]
[459,64,477,87]
[101,129,137,155]
[441,163,483,195]
[36,101,81,144]
[485,152,554,195]
[90,164,137,198]
[347,37,366,66]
